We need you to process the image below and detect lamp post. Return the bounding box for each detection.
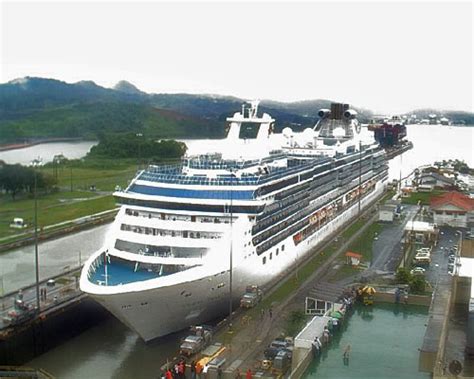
[136,133,143,172]
[358,140,362,215]
[31,158,41,311]
[228,171,236,329]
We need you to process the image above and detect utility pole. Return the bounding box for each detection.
[70,166,73,192]
[136,133,143,172]
[358,140,362,215]
[33,162,40,311]
[228,173,234,330]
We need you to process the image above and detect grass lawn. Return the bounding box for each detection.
[0,192,116,239]
[347,222,385,262]
[1,159,136,241]
[401,190,444,205]
[43,163,137,192]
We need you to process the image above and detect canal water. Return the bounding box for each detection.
[303,303,430,379]
[0,125,470,376]
[0,141,97,166]
[0,224,111,294]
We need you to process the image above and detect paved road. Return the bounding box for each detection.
[370,204,419,273]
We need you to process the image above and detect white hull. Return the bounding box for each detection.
[85,178,386,341]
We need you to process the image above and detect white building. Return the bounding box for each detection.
[430,192,474,229]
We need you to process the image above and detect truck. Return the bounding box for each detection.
[179,326,212,356]
[240,285,263,308]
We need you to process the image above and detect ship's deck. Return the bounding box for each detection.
[90,259,161,286]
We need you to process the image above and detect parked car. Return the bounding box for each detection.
[410,267,426,275]
[417,247,431,254]
[413,255,431,265]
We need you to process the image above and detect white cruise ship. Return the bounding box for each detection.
[80,101,388,342]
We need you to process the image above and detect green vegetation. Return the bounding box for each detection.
[0,102,225,143]
[395,267,411,284]
[0,163,56,199]
[409,276,426,294]
[395,268,427,294]
[347,222,384,262]
[401,190,444,205]
[89,134,186,160]
[0,192,116,240]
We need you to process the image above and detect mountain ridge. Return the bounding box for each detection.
[0,76,472,143]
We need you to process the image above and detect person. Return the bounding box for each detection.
[246,369,252,379]
[217,367,222,379]
[234,368,241,379]
[260,308,265,320]
[179,360,186,379]
[160,371,166,379]
[269,306,273,319]
[343,344,351,365]
[322,326,330,344]
[311,337,321,357]
[195,362,203,379]
[166,369,173,379]
[190,361,196,379]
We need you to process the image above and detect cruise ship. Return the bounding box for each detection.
[80,101,388,342]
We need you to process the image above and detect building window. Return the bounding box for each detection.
[263,257,267,265]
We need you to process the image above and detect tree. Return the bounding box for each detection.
[410,276,426,294]
[395,268,411,284]
[0,164,56,199]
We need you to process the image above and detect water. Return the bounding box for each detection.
[303,304,430,379]
[7,125,472,375]
[388,125,474,181]
[0,224,110,294]
[0,141,97,165]
[27,317,187,379]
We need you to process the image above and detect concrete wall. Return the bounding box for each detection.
[453,276,471,307]
[375,291,432,307]
[0,297,109,365]
[289,347,313,379]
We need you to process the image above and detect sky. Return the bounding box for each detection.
[1,1,473,114]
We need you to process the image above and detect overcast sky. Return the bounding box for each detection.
[1,1,472,114]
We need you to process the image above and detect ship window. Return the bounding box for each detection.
[183,231,188,238]
[270,253,272,260]
[282,244,285,251]
[263,257,267,265]
[191,216,196,222]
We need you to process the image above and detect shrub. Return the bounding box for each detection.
[395,268,411,284]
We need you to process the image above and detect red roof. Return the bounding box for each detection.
[345,251,362,258]
[430,191,474,211]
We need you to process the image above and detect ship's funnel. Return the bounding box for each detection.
[318,109,331,118]
[330,103,349,119]
[343,110,357,119]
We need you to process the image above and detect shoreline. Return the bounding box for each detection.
[0,138,91,152]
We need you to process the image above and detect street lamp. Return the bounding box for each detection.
[30,158,42,311]
[136,133,143,172]
[228,170,236,329]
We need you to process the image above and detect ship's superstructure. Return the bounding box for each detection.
[368,115,407,147]
[80,101,388,341]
